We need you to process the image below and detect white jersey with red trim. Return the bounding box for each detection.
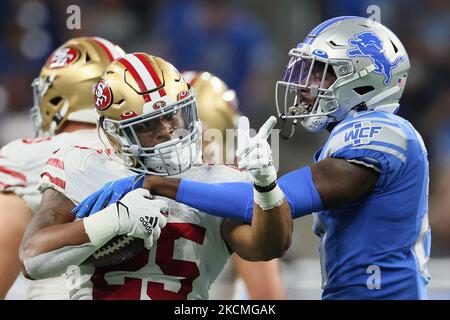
[38,146,249,300]
[0,129,101,212]
[0,129,102,300]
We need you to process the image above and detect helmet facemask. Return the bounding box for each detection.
[102,90,201,176]
[31,73,60,137]
[276,48,352,133]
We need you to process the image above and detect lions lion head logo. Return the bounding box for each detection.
[347,32,404,85]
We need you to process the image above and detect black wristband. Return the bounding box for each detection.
[253,180,277,193]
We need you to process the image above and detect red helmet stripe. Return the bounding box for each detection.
[134,53,167,97]
[91,38,113,62]
[125,53,162,101]
[118,56,151,103]
[91,37,123,62]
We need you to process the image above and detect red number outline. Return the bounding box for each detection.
[91,222,206,300]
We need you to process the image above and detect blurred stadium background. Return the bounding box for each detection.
[1,0,450,299]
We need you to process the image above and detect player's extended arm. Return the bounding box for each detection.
[19,188,94,279]
[175,157,379,219]
[73,158,378,224]
[219,116,292,261]
[20,188,167,280]
[220,200,291,261]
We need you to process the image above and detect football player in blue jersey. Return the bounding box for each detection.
[74,16,431,299]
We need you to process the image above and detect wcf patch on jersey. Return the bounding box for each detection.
[344,121,383,146]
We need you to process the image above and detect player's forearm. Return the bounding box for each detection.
[250,199,292,260]
[224,198,292,262]
[143,175,180,200]
[19,222,98,280]
[21,242,99,280]
[164,166,323,223]
[20,221,90,259]
[175,179,255,222]
[145,176,255,221]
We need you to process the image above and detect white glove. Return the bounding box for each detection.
[115,188,168,249]
[236,116,284,211]
[236,116,278,187]
[83,188,168,250]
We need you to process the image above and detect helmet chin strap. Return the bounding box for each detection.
[49,99,70,135]
[96,121,115,157]
[279,116,298,140]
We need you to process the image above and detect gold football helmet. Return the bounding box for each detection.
[182,71,238,164]
[95,53,201,175]
[31,37,125,136]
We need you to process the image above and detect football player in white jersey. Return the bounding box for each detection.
[0,37,124,299]
[18,53,292,300]
[183,71,286,300]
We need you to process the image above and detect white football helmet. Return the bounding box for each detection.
[276,16,410,135]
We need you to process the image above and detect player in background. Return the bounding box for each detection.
[19,53,292,300]
[183,71,285,300]
[0,37,124,299]
[75,17,431,299]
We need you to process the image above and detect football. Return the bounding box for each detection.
[83,235,145,267]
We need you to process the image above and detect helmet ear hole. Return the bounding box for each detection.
[390,39,398,53]
[49,96,63,105]
[353,86,375,95]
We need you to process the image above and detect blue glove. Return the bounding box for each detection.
[72,174,145,218]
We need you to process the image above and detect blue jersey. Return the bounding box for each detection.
[313,110,431,299]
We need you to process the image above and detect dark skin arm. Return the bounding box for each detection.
[310,158,379,209]
[145,158,379,211]
[143,157,378,260]
[144,177,293,261]
[19,188,90,277]
[221,200,292,261]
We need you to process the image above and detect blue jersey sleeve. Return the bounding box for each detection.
[176,167,323,222]
[321,112,408,188]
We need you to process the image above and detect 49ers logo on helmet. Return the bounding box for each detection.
[47,47,80,69]
[94,79,112,111]
[153,100,166,110]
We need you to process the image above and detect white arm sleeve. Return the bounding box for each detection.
[23,242,98,280]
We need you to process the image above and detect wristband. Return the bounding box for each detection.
[254,184,285,211]
[82,204,119,248]
[253,180,277,193]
